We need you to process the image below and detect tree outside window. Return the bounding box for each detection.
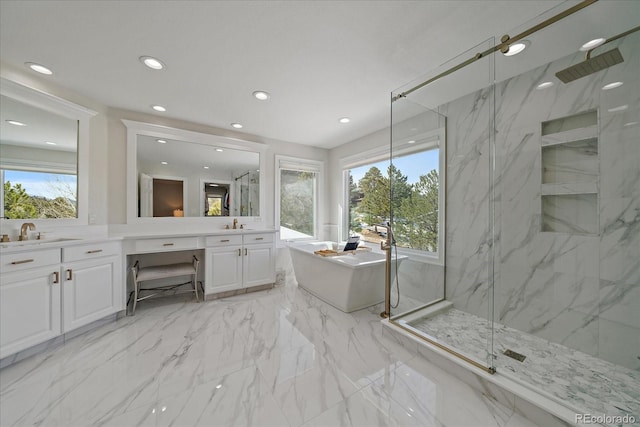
[347,148,439,254]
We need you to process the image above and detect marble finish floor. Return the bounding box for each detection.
[0,281,541,426]
[408,308,640,421]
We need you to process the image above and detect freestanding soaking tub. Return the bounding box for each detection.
[288,241,407,312]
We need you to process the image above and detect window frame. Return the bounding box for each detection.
[340,127,445,265]
[275,155,324,242]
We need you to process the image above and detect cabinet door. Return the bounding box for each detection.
[243,243,275,288]
[62,255,122,333]
[205,246,243,294]
[0,267,61,359]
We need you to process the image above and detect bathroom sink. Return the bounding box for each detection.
[0,237,81,249]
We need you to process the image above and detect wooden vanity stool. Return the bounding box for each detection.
[130,256,200,315]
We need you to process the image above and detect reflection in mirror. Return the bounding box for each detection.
[203,181,230,216]
[136,135,260,217]
[0,94,78,219]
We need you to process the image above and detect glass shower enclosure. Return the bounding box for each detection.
[388,1,639,421]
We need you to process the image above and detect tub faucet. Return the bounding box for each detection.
[19,222,36,241]
[374,222,393,318]
[374,223,394,251]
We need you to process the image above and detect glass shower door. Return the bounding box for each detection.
[389,37,497,373]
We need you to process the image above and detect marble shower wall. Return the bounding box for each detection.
[442,33,639,370]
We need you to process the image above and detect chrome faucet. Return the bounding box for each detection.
[19,222,36,241]
[232,218,238,229]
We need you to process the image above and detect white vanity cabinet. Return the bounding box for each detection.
[0,249,62,359]
[204,235,243,293]
[0,239,123,360]
[204,232,275,295]
[242,234,275,287]
[61,241,122,333]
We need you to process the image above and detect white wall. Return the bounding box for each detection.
[0,62,329,236]
[327,125,388,232]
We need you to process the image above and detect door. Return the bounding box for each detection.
[243,243,275,287]
[0,267,61,359]
[62,255,121,332]
[205,246,243,294]
[139,173,153,217]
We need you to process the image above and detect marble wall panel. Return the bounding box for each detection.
[598,318,640,371]
[439,33,639,369]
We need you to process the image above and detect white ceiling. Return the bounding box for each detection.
[0,1,636,149]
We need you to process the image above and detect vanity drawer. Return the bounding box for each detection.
[243,233,274,244]
[134,237,199,253]
[63,241,121,263]
[1,248,61,273]
[205,235,243,247]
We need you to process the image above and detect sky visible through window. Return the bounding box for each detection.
[4,170,76,199]
[350,149,439,184]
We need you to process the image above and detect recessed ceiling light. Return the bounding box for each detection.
[580,38,606,51]
[45,141,57,145]
[608,105,628,113]
[602,81,623,90]
[161,161,168,165]
[25,62,53,75]
[408,140,416,144]
[339,117,350,124]
[216,148,223,152]
[203,166,210,169]
[157,139,167,143]
[624,121,638,127]
[231,123,243,129]
[503,40,529,57]
[140,56,165,70]
[209,183,219,187]
[6,120,26,126]
[536,81,554,90]
[253,91,270,100]
[152,105,166,112]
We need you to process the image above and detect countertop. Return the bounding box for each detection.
[0,229,277,254]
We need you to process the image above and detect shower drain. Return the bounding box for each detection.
[503,349,526,362]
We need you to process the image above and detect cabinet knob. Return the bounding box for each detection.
[53,271,60,284]
[86,249,103,254]
[67,269,73,280]
[238,248,241,256]
[163,243,174,246]
[255,237,264,241]
[221,239,230,242]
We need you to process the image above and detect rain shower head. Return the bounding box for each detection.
[555,47,624,83]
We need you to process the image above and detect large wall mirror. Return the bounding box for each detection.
[124,120,266,223]
[0,78,95,225]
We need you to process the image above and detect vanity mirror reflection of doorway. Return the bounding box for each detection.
[153,178,184,217]
[203,182,230,216]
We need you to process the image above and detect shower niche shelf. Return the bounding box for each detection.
[540,110,599,235]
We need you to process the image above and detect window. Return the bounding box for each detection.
[276,156,323,241]
[342,129,445,263]
[2,169,77,219]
